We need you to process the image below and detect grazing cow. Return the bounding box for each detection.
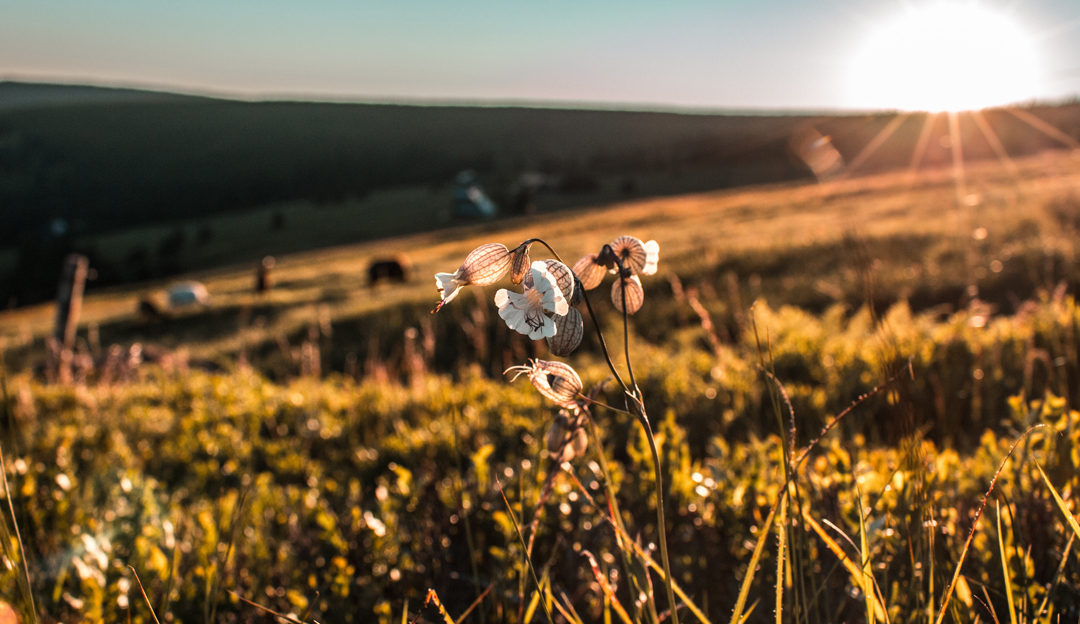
[167,281,210,307]
[368,256,412,285]
[137,298,170,321]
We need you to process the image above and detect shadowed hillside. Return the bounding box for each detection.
[2,82,1078,307]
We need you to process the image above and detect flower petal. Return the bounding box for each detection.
[526,261,569,317]
[434,271,464,308]
[642,240,660,276]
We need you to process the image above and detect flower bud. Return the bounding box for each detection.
[510,243,532,284]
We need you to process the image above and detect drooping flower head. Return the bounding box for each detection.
[573,236,659,292]
[611,273,644,314]
[494,261,569,340]
[433,242,532,312]
[571,235,659,315]
[505,358,583,408]
[609,236,659,276]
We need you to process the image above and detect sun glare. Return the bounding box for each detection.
[847,3,1042,112]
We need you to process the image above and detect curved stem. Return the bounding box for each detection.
[619,272,639,394]
[526,238,630,393]
[532,237,676,623]
[635,405,679,624]
[579,281,631,395]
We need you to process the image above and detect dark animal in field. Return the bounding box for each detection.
[138,298,169,322]
[368,256,412,285]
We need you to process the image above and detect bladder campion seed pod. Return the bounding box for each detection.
[546,408,588,463]
[610,236,660,276]
[547,307,584,356]
[433,243,513,310]
[505,359,583,408]
[611,273,644,314]
[510,243,532,285]
[572,253,607,291]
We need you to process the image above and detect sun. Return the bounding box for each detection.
[846,3,1043,112]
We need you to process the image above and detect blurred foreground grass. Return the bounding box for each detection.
[3,151,1080,622]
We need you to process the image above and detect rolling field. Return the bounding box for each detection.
[3,150,1080,623]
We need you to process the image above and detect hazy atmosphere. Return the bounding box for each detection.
[4,2,1080,623]
[3,0,1080,109]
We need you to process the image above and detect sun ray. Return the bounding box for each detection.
[845,112,911,175]
[947,111,967,205]
[906,112,939,185]
[1005,107,1080,149]
[969,110,1019,176]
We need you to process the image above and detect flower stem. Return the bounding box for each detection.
[633,402,680,624]
[534,237,677,623]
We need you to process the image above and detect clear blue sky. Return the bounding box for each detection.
[2,0,1078,111]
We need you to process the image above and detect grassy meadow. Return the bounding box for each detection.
[3,149,1080,622]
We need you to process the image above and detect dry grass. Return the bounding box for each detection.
[2,149,1079,366]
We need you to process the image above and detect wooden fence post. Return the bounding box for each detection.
[51,254,89,383]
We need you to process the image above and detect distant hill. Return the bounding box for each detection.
[2,81,1079,307]
[0,81,198,111]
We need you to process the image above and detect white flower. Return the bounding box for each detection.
[494,261,569,340]
[642,240,659,275]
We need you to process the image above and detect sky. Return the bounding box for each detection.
[2,0,1079,112]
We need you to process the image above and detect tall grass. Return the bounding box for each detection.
[5,199,1080,622]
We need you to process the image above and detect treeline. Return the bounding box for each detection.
[2,82,1079,306]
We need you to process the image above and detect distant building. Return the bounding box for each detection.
[452,170,497,219]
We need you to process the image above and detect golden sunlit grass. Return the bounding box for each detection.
[4,146,1080,622]
[2,149,1079,367]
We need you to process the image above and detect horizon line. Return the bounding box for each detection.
[2,75,1078,118]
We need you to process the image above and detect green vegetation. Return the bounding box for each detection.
[3,151,1080,622]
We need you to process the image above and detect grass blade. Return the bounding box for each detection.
[934,425,1047,624]
[423,589,455,624]
[802,511,887,621]
[996,502,1018,624]
[774,496,786,624]
[1033,460,1080,541]
[127,566,162,624]
[496,479,555,624]
[0,440,35,624]
[726,497,779,624]
[454,583,493,624]
[583,551,634,624]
